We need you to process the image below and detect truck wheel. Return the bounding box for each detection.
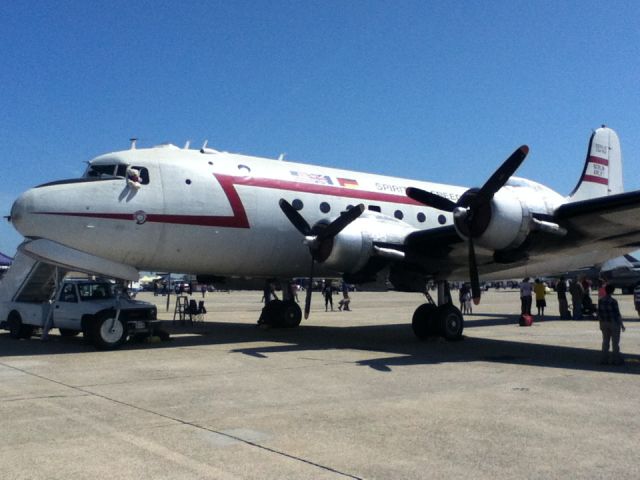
[8,312,34,339]
[91,311,127,350]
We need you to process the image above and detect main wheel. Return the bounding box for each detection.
[437,304,464,341]
[8,312,34,339]
[278,301,302,328]
[412,303,438,339]
[91,310,127,350]
[259,300,284,326]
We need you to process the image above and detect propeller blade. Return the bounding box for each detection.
[406,187,457,212]
[304,257,314,319]
[468,238,481,305]
[279,199,312,236]
[319,204,365,240]
[475,145,529,205]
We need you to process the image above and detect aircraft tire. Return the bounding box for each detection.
[260,300,285,326]
[91,310,127,350]
[412,303,439,339]
[279,301,302,328]
[8,312,34,339]
[437,304,464,341]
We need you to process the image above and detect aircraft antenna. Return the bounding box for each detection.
[184,140,191,150]
[129,138,138,150]
[200,140,219,154]
[278,153,286,161]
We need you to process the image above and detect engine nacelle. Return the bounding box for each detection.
[321,213,416,274]
[460,188,533,251]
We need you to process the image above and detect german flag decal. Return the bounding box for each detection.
[337,177,359,188]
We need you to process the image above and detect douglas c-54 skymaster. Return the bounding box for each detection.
[8,126,640,344]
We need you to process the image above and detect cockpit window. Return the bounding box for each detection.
[85,164,149,184]
[131,166,150,184]
[86,164,118,178]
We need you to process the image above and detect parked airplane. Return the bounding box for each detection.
[600,253,640,293]
[7,126,640,344]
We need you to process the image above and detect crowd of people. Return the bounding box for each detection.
[518,276,629,365]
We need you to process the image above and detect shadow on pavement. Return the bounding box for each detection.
[1,318,638,375]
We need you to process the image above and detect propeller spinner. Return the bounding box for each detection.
[407,145,529,304]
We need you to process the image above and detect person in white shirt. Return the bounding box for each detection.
[519,277,533,316]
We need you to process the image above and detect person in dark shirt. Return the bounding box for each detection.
[597,284,626,365]
[323,281,333,311]
[556,276,570,319]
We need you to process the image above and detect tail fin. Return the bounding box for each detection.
[567,126,623,202]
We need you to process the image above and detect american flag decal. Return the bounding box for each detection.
[290,171,333,185]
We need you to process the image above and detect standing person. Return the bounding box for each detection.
[519,277,533,316]
[597,284,626,365]
[459,284,469,313]
[533,279,547,319]
[569,278,584,320]
[338,282,351,311]
[201,284,206,298]
[323,281,333,312]
[463,285,472,314]
[556,276,570,319]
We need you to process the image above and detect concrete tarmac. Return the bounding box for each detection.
[1,289,639,480]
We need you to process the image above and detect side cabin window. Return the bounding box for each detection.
[85,164,150,184]
[77,283,113,300]
[59,284,78,303]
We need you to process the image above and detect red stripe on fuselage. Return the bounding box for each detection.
[229,174,422,205]
[34,173,426,228]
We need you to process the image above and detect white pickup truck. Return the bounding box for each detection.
[3,278,159,350]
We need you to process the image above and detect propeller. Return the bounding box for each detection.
[279,199,365,319]
[407,145,529,305]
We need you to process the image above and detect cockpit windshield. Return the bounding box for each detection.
[84,164,150,184]
[85,164,128,179]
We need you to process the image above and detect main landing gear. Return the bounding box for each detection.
[412,282,464,341]
[259,299,302,328]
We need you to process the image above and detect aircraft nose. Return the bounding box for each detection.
[10,189,37,237]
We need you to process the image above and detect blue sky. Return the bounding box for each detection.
[1,1,639,255]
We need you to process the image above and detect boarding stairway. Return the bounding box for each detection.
[0,251,65,328]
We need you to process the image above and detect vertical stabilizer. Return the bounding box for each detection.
[568,126,623,202]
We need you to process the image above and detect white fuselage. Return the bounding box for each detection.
[11,144,566,280]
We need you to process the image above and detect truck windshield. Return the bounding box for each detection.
[77,283,114,300]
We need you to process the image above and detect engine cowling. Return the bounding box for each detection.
[456,188,532,252]
[320,213,416,274]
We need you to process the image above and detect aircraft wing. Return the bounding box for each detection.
[399,190,640,281]
[553,190,640,245]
